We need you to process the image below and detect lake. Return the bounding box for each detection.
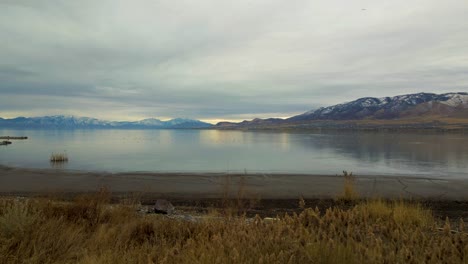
[1,129,468,178]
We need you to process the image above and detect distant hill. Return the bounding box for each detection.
[0,116,213,129]
[289,92,468,121]
[216,92,468,130]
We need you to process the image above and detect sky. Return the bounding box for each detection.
[0,0,467,123]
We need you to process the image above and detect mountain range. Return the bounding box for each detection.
[216,92,468,129]
[0,116,212,129]
[2,92,468,130]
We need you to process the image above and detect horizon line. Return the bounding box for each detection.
[0,114,298,125]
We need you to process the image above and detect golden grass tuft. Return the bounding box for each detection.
[50,152,68,162]
[338,170,359,201]
[357,199,434,227]
[1,192,467,263]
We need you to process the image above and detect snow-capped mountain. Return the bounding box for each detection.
[0,116,212,129]
[214,92,468,129]
[135,118,165,126]
[289,92,468,121]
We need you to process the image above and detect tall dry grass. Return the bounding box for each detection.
[1,191,467,263]
[219,175,260,217]
[338,170,359,201]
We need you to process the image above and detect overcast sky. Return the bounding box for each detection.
[1,0,467,122]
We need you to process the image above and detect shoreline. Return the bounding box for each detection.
[1,165,467,200]
[2,126,468,133]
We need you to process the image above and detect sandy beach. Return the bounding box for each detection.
[1,165,467,200]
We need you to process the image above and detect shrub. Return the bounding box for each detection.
[50,152,68,162]
[338,170,359,201]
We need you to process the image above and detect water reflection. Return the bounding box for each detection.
[287,132,468,169]
[157,130,173,147]
[279,133,291,151]
[199,130,253,146]
[1,129,467,177]
[50,161,69,169]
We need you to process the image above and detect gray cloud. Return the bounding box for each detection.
[1,0,467,122]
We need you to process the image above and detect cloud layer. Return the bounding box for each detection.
[1,0,467,122]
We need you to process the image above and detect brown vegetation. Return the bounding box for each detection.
[338,171,359,201]
[219,175,261,217]
[50,153,68,163]
[0,188,467,263]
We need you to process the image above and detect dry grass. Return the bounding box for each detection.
[1,191,467,263]
[356,199,435,228]
[50,152,68,162]
[219,175,260,217]
[338,171,359,201]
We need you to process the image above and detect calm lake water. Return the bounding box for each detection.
[1,129,468,178]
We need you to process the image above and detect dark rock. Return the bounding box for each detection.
[153,199,175,215]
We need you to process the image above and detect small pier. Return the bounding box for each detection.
[0,136,28,146]
[0,136,28,140]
